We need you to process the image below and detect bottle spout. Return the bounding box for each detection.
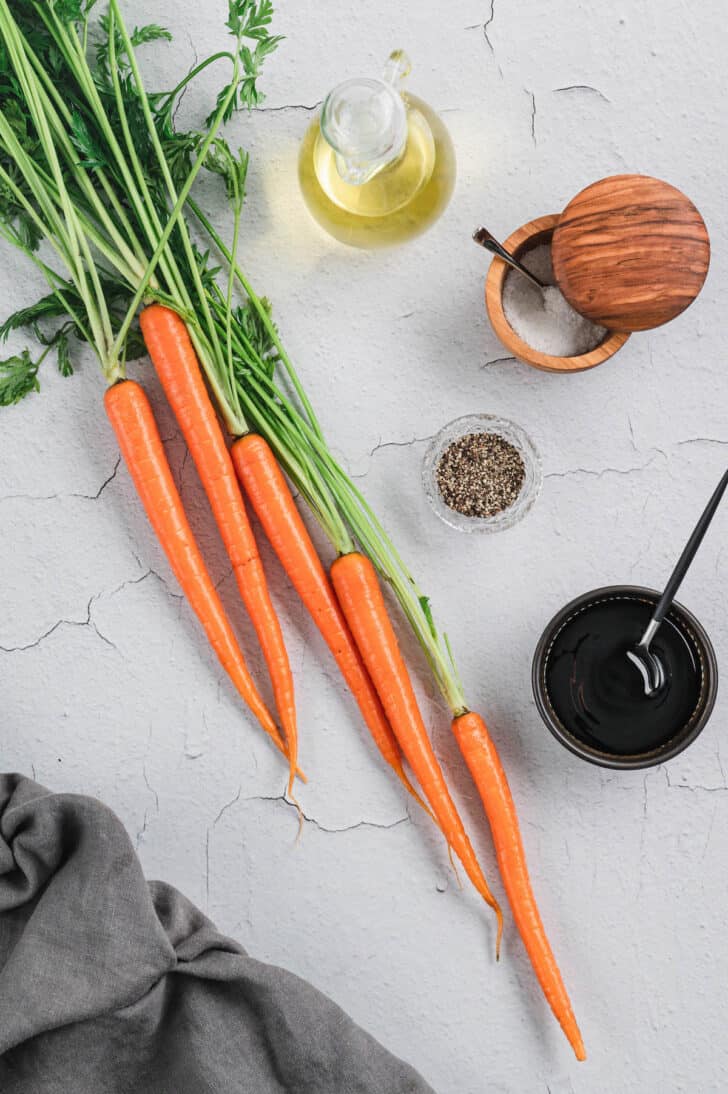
[320,52,411,186]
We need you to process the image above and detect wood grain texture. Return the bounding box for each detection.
[551,174,710,332]
[485,215,630,373]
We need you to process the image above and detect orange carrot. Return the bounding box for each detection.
[232,432,429,814]
[452,711,586,1060]
[104,379,288,761]
[331,551,503,947]
[139,305,298,794]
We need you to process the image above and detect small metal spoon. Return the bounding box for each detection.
[627,468,728,696]
[472,226,546,290]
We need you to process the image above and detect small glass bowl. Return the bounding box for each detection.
[422,414,542,533]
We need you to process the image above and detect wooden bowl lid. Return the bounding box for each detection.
[551,175,710,332]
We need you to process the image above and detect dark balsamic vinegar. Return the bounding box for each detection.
[544,596,703,756]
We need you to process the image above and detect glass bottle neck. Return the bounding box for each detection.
[320,77,408,186]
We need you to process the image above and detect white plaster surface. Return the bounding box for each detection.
[2,2,727,1091]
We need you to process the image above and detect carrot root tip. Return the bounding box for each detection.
[287,790,305,844]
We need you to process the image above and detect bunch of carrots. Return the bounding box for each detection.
[0,0,585,1060]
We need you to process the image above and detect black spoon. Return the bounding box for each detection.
[627,468,728,695]
[472,226,547,289]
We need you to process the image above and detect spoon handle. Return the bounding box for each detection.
[472,227,547,289]
[651,468,728,628]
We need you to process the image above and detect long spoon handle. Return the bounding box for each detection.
[651,467,728,629]
[472,227,547,289]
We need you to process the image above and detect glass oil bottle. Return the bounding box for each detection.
[298,51,456,248]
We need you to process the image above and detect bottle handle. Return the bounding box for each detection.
[382,50,412,88]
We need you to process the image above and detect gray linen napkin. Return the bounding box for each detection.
[0,773,435,1093]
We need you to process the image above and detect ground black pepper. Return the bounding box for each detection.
[435,432,525,518]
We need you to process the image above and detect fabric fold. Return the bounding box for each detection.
[0,773,434,1094]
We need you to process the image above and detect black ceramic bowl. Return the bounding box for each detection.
[532,585,719,770]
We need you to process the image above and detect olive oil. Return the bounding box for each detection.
[298,55,455,248]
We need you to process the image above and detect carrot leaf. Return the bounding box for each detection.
[0,348,39,405]
[227,0,276,39]
[55,330,73,376]
[69,112,106,169]
[53,0,85,26]
[130,24,172,49]
[0,292,71,341]
[205,0,282,123]
[204,139,249,205]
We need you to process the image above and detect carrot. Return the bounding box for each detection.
[104,379,291,764]
[331,551,503,947]
[139,305,298,794]
[452,711,586,1060]
[232,432,431,814]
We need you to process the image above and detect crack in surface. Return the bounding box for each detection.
[526,89,537,144]
[0,617,80,654]
[481,355,516,369]
[666,781,728,793]
[179,446,191,478]
[203,789,407,904]
[353,433,435,480]
[545,1080,575,1094]
[136,730,158,851]
[677,437,728,447]
[647,338,655,370]
[665,767,728,792]
[246,792,410,835]
[135,810,151,849]
[89,456,122,499]
[554,84,611,103]
[213,785,243,827]
[0,456,121,504]
[0,569,178,654]
[205,784,242,907]
[0,592,100,654]
[466,1,501,73]
[368,434,434,459]
[546,453,661,482]
[257,101,321,114]
[483,0,496,52]
[160,425,183,446]
[107,570,155,599]
[111,567,184,603]
[143,765,160,814]
[173,37,199,125]
[91,620,119,652]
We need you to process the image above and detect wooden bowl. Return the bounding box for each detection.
[484,214,631,373]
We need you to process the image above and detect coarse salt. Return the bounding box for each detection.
[502,244,607,357]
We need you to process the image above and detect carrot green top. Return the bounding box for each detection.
[0,0,467,715]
